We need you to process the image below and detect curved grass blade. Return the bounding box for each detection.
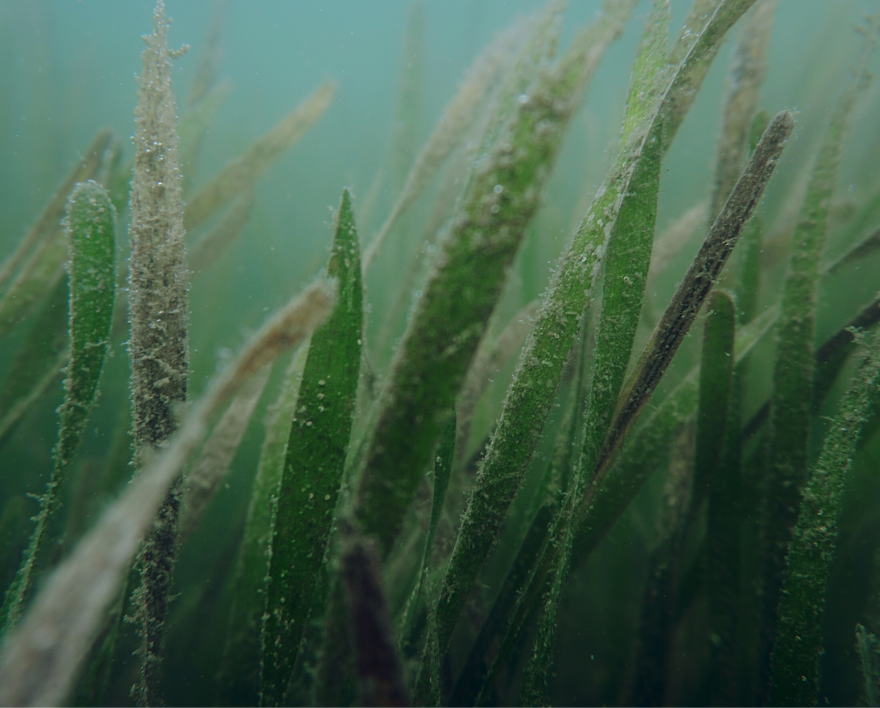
[710,0,777,221]
[387,1,425,196]
[769,327,880,706]
[470,300,775,706]
[179,363,272,542]
[472,110,791,706]
[0,280,335,708]
[188,0,227,107]
[857,623,880,707]
[400,410,455,653]
[260,188,362,707]
[825,224,880,276]
[593,110,792,488]
[0,180,116,637]
[519,4,671,699]
[452,502,555,707]
[184,80,335,231]
[693,291,736,514]
[352,0,634,562]
[698,292,743,703]
[428,0,759,668]
[624,421,695,707]
[0,128,112,299]
[0,497,28,593]
[456,299,539,466]
[759,37,873,692]
[179,80,232,195]
[217,343,308,706]
[577,0,668,507]
[188,189,253,273]
[360,10,537,270]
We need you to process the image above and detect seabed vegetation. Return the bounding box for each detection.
[1,0,880,705]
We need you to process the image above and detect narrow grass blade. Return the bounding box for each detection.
[430,0,759,665]
[669,0,721,65]
[387,2,425,195]
[625,423,695,707]
[352,0,633,560]
[825,224,880,275]
[477,378,698,707]
[661,0,760,151]
[217,344,308,707]
[578,0,668,497]
[179,80,232,194]
[188,190,253,273]
[736,215,763,325]
[573,374,699,564]
[760,39,873,691]
[0,280,335,708]
[314,574,358,708]
[693,291,735,514]
[401,411,456,651]
[463,0,565,190]
[594,110,792,486]
[0,180,116,637]
[495,272,777,708]
[260,189,362,707]
[188,0,226,106]
[769,328,880,706]
[451,502,555,707]
[361,11,535,269]
[184,80,335,231]
[179,364,271,542]
[456,299,539,465]
[0,128,112,298]
[698,293,743,703]
[519,5,671,698]
[710,0,777,220]
[857,623,880,707]
[0,497,28,593]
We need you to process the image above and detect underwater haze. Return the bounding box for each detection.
[1,0,880,706]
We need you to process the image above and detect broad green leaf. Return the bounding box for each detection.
[260,188,363,707]
[218,344,309,706]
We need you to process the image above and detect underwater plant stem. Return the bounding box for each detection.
[126,3,190,702]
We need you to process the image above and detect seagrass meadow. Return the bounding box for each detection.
[2,0,880,705]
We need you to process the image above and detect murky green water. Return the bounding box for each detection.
[1,1,880,705]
